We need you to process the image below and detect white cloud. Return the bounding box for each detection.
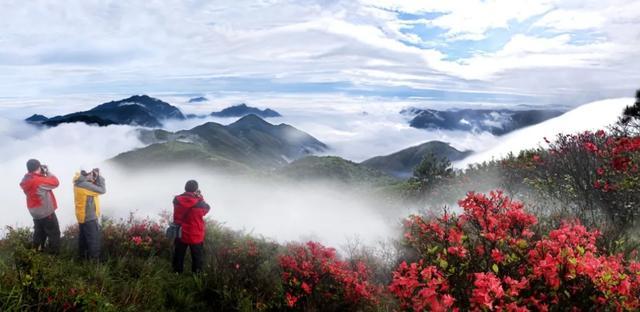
[0,0,639,106]
[533,9,606,31]
[361,0,555,40]
[456,97,633,167]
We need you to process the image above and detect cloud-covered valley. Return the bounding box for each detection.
[0,93,635,247]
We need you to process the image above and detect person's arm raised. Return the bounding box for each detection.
[76,175,106,195]
[195,198,211,216]
[38,174,59,191]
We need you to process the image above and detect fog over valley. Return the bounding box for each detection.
[0,94,631,248]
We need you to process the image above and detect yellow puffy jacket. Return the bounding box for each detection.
[73,172,106,224]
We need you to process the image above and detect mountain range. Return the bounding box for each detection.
[111,114,326,170]
[403,108,564,135]
[27,95,185,128]
[25,95,284,128]
[115,115,471,182]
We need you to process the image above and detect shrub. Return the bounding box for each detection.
[390,190,640,311]
[279,241,379,311]
[526,130,640,243]
[101,214,172,259]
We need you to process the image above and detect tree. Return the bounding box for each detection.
[621,89,640,124]
[411,153,453,191]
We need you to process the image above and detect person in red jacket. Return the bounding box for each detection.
[19,159,61,253]
[172,180,211,273]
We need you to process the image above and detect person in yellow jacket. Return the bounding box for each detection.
[73,168,106,260]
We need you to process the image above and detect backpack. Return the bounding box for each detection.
[166,203,192,241]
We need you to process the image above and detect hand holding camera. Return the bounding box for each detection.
[81,168,100,183]
[40,165,49,176]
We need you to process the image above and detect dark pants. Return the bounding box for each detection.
[33,212,61,254]
[79,220,101,260]
[172,239,204,273]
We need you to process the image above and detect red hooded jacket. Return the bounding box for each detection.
[173,192,211,244]
[20,173,60,220]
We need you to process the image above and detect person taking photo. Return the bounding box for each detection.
[73,168,106,260]
[172,180,211,273]
[20,159,61,254]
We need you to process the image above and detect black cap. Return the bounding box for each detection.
[185,180,199,193]
[27,159,41,173]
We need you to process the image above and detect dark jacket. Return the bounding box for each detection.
[20,173,60,220]
[173,192,211,244]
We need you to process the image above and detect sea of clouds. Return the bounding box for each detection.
[0,94,633,247]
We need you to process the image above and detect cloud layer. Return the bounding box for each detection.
[1,1,638,105]
[456,97,633,167]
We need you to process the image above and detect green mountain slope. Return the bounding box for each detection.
[110,141,252,173]
[111,114,327,171]
[361,141,471,178]
[277,156,398,185]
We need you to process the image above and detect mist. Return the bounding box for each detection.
[0,117,410,247]
[0,118,144,231]
[161,96,500,162]
[4,95,618,247]
[100,165,407,247]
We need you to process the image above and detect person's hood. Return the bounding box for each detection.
[176,192,201,208]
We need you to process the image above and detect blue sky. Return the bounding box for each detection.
[0,0,639,107]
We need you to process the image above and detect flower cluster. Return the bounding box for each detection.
[279,241,378,310]
[583,133,640,192]
[390,191,640,311]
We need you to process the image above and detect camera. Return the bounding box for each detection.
[40,165,49,176]
[81,168,100,181]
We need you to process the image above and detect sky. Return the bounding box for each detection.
[2,1,639,245]
[1,0,640,107]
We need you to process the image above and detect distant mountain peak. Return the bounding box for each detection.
[405,108,564,135]
[229,114,272,128]
[26,95,185,128]
[25,114,48,123]
[211,104,282,118]
[188,96,208,103]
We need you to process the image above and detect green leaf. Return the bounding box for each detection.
[492,263,499,273]
[439,259,449,270]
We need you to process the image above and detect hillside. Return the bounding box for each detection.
[277,156,398,185]
[110,141,253,173]
[112,114,327,170]
[361,141,471,178]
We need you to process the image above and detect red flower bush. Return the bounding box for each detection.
[390,191,640,311]
[523,130,640,240]
[101,214,171,258]
[279,241,379,311]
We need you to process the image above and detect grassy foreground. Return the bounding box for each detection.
[0,215,387,312]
